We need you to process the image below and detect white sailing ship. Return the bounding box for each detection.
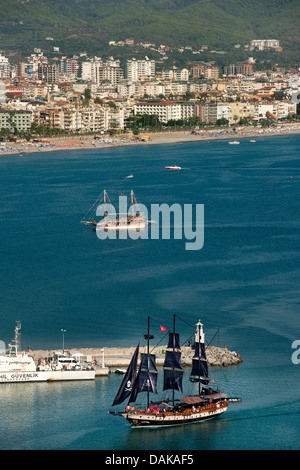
[81,189,146,231]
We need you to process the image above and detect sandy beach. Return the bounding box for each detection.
[1,122,300,157]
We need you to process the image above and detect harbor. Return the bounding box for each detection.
[0,134,298,449]
[29,343,243,377]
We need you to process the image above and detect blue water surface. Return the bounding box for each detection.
[0,134,299,450]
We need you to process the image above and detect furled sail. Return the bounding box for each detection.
[189,336,211,385]
[111,342,140,407]
[167,332,180,350]
[163,333,184,393]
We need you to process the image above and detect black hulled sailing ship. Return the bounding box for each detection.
[110,316,241,428]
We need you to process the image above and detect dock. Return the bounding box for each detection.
[30,345,242,376]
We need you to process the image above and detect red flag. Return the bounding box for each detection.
[160,325,167,332]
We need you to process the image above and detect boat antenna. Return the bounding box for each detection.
[9,321,21,355]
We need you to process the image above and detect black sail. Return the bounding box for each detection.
[189,339,210,385]
[163,334,184,393]
[167,332,180,350]
[129,353,158,403]
[163,368,183,393]
[111,342,140,407]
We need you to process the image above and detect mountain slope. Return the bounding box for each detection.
[0,0,299,55]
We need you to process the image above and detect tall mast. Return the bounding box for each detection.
[104,189,107,217]
[198,322,201,396]
[142,315,153,408]
[172,314,176,407]
[130,190,133,217]
[189,320,210,394]
[163,315,184,403]
[147,316,150,407]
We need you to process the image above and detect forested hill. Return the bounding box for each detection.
[0,0,299,56]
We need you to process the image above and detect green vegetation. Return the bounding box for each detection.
[0,0,299,64]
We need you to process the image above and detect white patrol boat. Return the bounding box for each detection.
[0,322,95,383]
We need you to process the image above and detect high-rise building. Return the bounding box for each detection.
[58,58,78,78]
[94,66,124,86]
[236,61,253,76]
[0,54,11,79]
[126,58,155,82]
[224,64,237,76]
[38,64,59,83]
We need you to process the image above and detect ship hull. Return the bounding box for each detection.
[123,402,228,428]
[0,370,95,383]
[96,224,146,231]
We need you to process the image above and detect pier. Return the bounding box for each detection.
[30,345,242,376]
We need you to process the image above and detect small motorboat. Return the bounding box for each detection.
[165,165,181,170]
[125,174,134,178]
[228,141,240,145]
[115,369,126,374]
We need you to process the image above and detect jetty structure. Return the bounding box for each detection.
[31,335,242,377]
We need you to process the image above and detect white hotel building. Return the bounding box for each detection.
[134,100,181,123]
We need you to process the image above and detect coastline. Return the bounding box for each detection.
[1,122,300,157]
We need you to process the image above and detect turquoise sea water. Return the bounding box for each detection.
[0,134,299,450]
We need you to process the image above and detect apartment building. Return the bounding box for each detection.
[164,81,188,96]
[0,54,11,79]
[250,39,280,50]
[276,100,297,119]
[27,53,48,77]
[0,109,32,131]
[224,65,237,76]
[38,64,59,83]
[16,62,34,78]
[142,82,166,97]
[81,59,124,85]
[190,65,205,79]
[162,67,189,81]
[126,58,155,82]
[58,58,78,79]
[94,65,124,86]
[190,65,220,80]
[204,66,220,80]
[236,61,254,76]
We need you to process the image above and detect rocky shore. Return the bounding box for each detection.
[30,344,243,373]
